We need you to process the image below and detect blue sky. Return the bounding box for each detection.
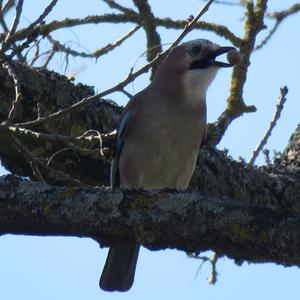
[0,1,300,299]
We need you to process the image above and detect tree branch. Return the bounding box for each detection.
[46,25,140,59]
[0,174,300,267]
[248,86,288,165]
[207,0,268,146]
[0,13,242,48]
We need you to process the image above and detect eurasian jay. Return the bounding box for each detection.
[100,39,238,292]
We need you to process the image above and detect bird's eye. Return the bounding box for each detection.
[190,45,202,56]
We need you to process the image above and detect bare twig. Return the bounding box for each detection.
[256,3,300,50]
[200,0,245,6]
[24,0,58,34]
[47,147,71,167]
[102,0,136,14]
[263,149,271,166]
[8,0,58,58]
[170,0,215,49]
[81,130,104,153]
[1,0,16,15]
[10,133,45,181]
[207,252,219,285]
[0,8,25,61]
[267,3,300,21]
[30,160,45,182]
[10,133,86,185]
[187,251,220,284]
[46,25,140,59]
[248,86,289,166]
[255,20,281,50]
[155,18,242,47]
[14,69,140,126]
[41,47,55,68]
[6,125,114,147]
[120,88,133,99]
[3,61,22,124]
[2,0,23,47]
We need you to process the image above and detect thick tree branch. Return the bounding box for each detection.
[0,174,300,267]
[133,0,161,62]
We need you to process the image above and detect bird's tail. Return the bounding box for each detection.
[100,242,140,292]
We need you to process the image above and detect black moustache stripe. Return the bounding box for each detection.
[190,58,213,70]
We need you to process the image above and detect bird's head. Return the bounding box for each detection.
[154,39,240,101]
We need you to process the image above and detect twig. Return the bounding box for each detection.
[187,251,220,284]
[47,147,71,167]
[256,3,300,50]
[9,0,58,58]
[13,52,162,127]
[28,39,42,66]
[155,18,242,47]
[120,88,133,99]
[25,0,58,34]
[102,0,137,14]
[207,252,219,285]
[30,161,45,182]
[10,133,86,185]
[200,0,245,6]
[2,0,23,47]
[0,7,26,61]
[10,133,45,182]
[6,125,114,147]
[266,3,300,21]
[41,47,55,68]
[79,129,104,156]
[248,86,288,166]
[1,0,15,15]
[46,25,140,59]
[255,20,281,50]
[170,0,215,49]
[263,149,271,166]
[3,61,22,124]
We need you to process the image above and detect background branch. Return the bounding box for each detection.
[248,86,288,165]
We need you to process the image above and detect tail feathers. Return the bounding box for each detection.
[100,242,140,292]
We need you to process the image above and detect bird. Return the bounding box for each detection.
[100,39,238,292]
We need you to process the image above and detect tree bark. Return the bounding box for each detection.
[0,62,121,185]
[0,174,299,267]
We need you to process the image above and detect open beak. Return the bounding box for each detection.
[211,46,236,68]
[190,46,236,70]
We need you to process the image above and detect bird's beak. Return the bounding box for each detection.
[190,46,237,70]
[211,46,236,68]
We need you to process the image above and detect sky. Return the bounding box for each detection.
[0,0,300,299]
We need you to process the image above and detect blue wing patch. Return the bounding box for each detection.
[110,110,133,189]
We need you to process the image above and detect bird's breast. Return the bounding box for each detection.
[119,104,206,190]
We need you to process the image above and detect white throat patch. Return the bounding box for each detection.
[183,68,218,104]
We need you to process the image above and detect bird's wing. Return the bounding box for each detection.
[110,109,134,189]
